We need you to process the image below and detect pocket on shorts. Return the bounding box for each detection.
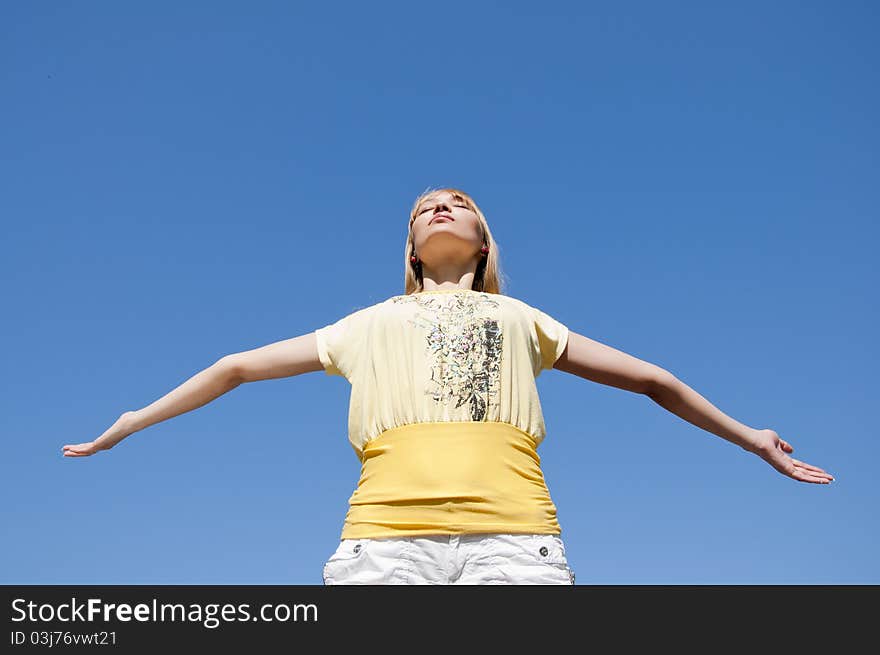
[322,539,369,585]
[527,534,576,585]
[463,533,576,585]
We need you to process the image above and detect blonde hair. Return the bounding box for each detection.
[404,187,507,296]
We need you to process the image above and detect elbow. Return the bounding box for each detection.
[645,368,678,399]
[216,355,245,387]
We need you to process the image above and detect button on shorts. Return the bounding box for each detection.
[322,533,576,585]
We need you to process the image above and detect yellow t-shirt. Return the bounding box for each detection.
[315,288,570,539]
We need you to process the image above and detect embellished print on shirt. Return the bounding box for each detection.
[391,293,503,421]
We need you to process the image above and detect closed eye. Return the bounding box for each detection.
[418,203,469,214]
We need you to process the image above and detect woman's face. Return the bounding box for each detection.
[410,191,484,264]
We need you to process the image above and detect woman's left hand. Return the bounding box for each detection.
[746,429,835,484]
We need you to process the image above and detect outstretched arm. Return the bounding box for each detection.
[553,330,834,485]
[62,333,324,457]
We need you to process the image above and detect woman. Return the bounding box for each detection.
[62,187,835,585]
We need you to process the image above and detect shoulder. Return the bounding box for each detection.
[494,293,531,309]
[317,297,389,331]
[490,293,543,316]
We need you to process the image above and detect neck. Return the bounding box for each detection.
[419,266,477,292]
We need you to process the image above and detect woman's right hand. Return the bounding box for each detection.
[62,440,106,457]
[62,412,136,457]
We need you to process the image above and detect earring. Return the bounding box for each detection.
[480,245,489,255]
[410,254,419,264]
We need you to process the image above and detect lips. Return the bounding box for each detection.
[430,214,454,224]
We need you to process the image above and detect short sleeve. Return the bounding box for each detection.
[314,304,376,379]
[533,306,570,372]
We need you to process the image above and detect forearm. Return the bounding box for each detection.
[647,374,761,453]
[98,357,241,449]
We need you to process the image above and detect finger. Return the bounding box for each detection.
[779,439,794,453]
[800,474,832,484]
[791,468,833,483]
[793,463,834,480]
[791,459,830,474]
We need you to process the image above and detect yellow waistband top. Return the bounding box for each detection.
[314,289,571,540]
[340,421,561,539]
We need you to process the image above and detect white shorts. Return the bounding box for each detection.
[322,533,576,585]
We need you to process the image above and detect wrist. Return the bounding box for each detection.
[94,412,138,450]
[739,428,766,454]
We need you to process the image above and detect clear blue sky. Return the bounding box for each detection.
[2,1,876,584]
